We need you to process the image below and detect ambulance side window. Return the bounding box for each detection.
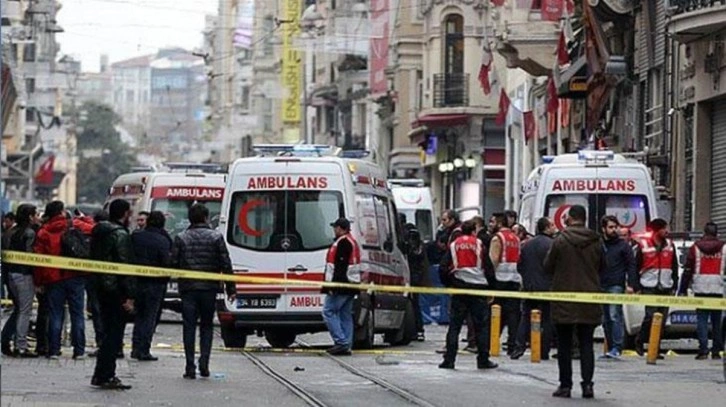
[519,194,534,234]
[373,195,394,253]
[355,194,381,249]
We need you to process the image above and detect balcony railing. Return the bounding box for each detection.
[668,0,725,15]
[433,73,469,108]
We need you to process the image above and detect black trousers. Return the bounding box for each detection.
[555,324,596,389]
[411,293,424,334]
[515,300,553,357]
[132,281,166,356]
[636,289,670,353]
[34,292,49,354]
[444,294,491,365]
[93,293,125,381]
[495,282,521,350]
[181,290,216,371]
[85,277,104,347]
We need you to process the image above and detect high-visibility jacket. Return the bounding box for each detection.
[638,238,675,289]
[495,229,521,284]
[449,235,488,286]
[324,233,361,284]
[692,245,726,295]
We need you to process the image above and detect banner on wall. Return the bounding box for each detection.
[281,0,302,125]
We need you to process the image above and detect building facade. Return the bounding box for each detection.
[111,54,152,137]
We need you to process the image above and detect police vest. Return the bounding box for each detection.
[324,234,362,284]
[495,229,521,284]
[692,244,726,295]
[638,238,675,289]
[449,235,488,286]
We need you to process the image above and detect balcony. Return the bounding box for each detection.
[667,0,726,42]
[493,4,559,76]
[433,73,469,108]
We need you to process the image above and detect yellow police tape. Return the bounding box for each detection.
[2,250,726,310]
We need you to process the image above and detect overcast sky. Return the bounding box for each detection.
[57,0,217,72]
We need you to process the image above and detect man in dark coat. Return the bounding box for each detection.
[90,199,136,390]
[544,205,603,399]
[510,217,556,360]
[404,223,430,341]
[130,211,172,361]
[172,203,235,379]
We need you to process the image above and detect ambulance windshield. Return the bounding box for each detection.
[545,194,649,232]
[151,199,223,237]
[228,190,344,252]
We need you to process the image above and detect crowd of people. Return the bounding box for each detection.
[421,205,724,399]
[1,199,234,389]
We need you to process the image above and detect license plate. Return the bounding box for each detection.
[670,312,697,325]
[237,296,278,309]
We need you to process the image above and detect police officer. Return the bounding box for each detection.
[680,222,724,360]
[489,212,522,356]
[439,220,497,370]
[634,218,678,357]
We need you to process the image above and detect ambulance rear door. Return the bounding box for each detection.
[226,159,346,315]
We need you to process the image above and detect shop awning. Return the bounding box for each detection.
[413,114,470,128]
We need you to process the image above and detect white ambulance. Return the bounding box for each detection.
[105,164,226,311]
[216,145,416,349]
[519,150,695,344]
[388,179,436,243]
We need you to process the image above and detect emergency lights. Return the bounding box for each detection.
[578,150,615,162]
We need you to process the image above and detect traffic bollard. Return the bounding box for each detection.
[490,304,501,357]
[530,310,541,363]
[646,312,664,365]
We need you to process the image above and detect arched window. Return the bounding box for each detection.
[444,14,464,74]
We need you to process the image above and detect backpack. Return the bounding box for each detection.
[61,227,91,259]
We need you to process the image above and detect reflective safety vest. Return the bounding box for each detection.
[449,235,488,286]
[638,238,675,289]
[495,229,521,284]
[324,233,362,284]
[692,243,726,295]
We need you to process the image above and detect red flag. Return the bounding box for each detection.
[523,111,535,143]
[491,0,505,6]
[547,78,559,114]
[541,0,563,22]
[495,89,510,126]
[557,31,569,66]
[478,40,493,95]
[34,155,55,185]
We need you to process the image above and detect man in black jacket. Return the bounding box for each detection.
[130,211,171,361]
[172,203,234,379]
[90,199,135,390]
[510,217,556,360]
[600,215,637,359]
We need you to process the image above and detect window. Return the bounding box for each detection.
[22,43,36,62]
[545,194,650,233]
[25,108,36,122]
[240,86,250,110]
[228,190,344,252]
[519,194,535,233]
[356,194,395,252]
[443,14,464,74]
[25,78,35,93]
[126,90,134,102]
[399,209,434,244]
[151,199,223,238]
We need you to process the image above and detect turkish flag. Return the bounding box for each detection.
[541,0,563,22]
[491,0,506,6]
[478,42,493,95]
[495,89,510,126]
[557,31,569,66]
[547,78,559,114]
[34,155,55,185]
[523,111,535,143]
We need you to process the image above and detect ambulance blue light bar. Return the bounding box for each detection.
[541,156,556,164]
[340,150,370,159]
[578,150,614,167]
[252,144,334,156]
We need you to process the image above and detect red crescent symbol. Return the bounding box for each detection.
[553,205,572,230]
[238,199,267,237]
[620,212,638,229]
[401,193,422,205]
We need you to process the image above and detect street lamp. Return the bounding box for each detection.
[453,157,464,169]
[465,155,476,169]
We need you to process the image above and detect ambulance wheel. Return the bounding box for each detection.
[265,330,296,348]
[221,325,247,349]
[385,299,416,346]
[354,309,374,350]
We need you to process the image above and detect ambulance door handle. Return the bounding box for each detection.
[287,265,308,272]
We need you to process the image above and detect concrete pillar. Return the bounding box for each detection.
[692,101,712,227]
[671,109,685,231]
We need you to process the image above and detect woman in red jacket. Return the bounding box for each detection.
[34,201,87,359]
